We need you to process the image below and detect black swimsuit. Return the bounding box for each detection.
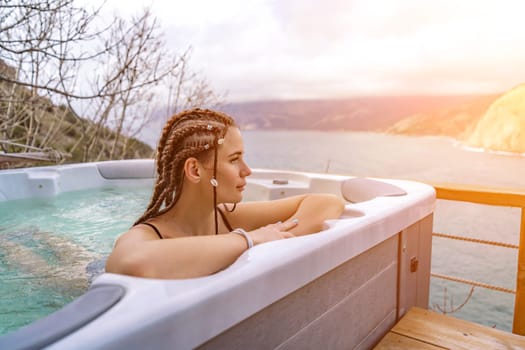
[216,206,233,231]
[141,207,233,239]
[142,222,163,239]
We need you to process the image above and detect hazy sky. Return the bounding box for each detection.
[99,0,525,102]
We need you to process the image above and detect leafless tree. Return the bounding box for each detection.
[0,0,105,157]
[0,0,223,164]
[165,47,224,117]
[0,0,104,98]
[75,9,222,161]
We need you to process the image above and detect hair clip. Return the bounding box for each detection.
[207,124,213,130]
[217,138,224,145]
[204,144,210,150]
[210,178,218,187]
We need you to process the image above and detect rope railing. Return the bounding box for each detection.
[428,182,525,335]
[431,231,518,295]
[431,272,516,294]
[433,232,519,249]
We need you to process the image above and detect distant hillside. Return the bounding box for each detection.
[220,96,489,132]
[385,86,525,154]
[0,59,153,168]
[385,95,497,139]
[466,85,525,153]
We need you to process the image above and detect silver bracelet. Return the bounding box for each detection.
[232,228,254,249]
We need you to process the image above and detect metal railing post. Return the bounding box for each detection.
[512,208,525,335]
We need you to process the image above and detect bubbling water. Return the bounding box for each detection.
[0,186,152,335]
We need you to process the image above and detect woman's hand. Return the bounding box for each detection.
[225,194,345,236]
[248,219,298,245]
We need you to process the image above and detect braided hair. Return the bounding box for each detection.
[134,108,235,234]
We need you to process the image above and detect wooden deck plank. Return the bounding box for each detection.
[373,332,445,350]
[390,307,525,350]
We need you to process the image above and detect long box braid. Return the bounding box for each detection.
[134,108,234,235]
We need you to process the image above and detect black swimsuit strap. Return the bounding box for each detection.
[142,222,163,239]
[140,210,231,238]
[216,206,233,232]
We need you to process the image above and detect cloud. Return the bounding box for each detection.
[95,0,525,101]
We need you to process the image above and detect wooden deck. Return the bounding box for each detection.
[374,307,525,350]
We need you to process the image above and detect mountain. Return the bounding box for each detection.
[385,95,497,139]
[139,95,495,148]
[220,96,489,132]
[466,85,525,153]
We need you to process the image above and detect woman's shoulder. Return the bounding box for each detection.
[114,224,162,247]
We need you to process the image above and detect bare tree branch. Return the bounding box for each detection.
[0,0,224,165]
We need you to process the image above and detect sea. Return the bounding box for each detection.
[1,130,524,335]
[242,130,525,332]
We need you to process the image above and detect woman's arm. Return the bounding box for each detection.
[105,194,344,279]
[286,194,345,235]
[105,221,297,279]
[227,193,345,235]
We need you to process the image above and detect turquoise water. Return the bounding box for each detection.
[1,130,524,335]
[0,186,152,335]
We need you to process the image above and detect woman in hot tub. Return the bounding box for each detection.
[106,108,344,279]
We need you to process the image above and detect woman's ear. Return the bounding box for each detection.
[184,157,201,184]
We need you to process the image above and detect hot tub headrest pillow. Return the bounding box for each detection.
[341,177,407,203]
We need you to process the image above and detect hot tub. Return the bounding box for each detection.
[0,160,435,349]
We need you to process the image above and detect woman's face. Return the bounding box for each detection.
[208,127,252,203]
